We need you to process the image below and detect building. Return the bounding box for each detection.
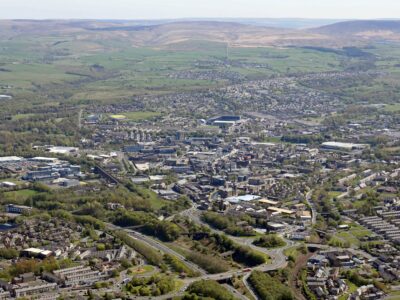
[46,146,78,155]
[5,204,32,215]
[267,206,295,216]
[207,115,241,126]
[52,266,109,287]
[14,282,57,298]
[0,157,23,163]
[321,142,369,151]
[0,182,16,188]
[21,248,53,259]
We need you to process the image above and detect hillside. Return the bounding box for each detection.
[310,20,400,40]
[1,19,400,48]
[0,20,325,48]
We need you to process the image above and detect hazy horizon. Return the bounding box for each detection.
[0,0,400,20]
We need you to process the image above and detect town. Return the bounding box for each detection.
[1,9,400,300]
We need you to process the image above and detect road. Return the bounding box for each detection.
[223,283,251,300]
[242,272,258,300]
[78,108,83,130]
[107,206,296,300]
[106,223,206,276]
[180,206,293,269]
[179,206,296,300]
[305,189,317,225]
[125,229,207,275]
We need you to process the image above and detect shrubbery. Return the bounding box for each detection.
[253,234,286,249]
[126,275,175,296]
[114,211,182,241]
[114,231,163,266]
[164,254,199,277]
[202,212,256,236]
[186,280,235,300]
[249,271,293,300]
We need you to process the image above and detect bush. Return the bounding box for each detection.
[202,212,256,236]
[187,280,235,300]
[114,231,163,266]
[253,235,286,249]
[164,254,199,277]
[114,211,182,241]
[127,275,175,296]
[0,248,19,259]
[233,246,266,267]
[249,270,293,300]
[186,252,230,274]
[212,233,266,267]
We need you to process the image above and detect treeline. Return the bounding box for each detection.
[28,185,158,215]
[253,234,286,249]
[0,248,19,259]
[281,134,323,145]
[249,271,293,300]
[49,210,105,230]
[201,211,256,236]
[185,280,235,300]
[164,254,199,277]
[127,275,175,296]
[212,234,266,267]
[0,257,75,281]
[186,252,230,274]
[113,211,182,242]
[113,230,163,266]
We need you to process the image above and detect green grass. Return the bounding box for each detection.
[383,103,400,112]
[129,265,155,274]
[3,189,38,200]
[336,232,360,246]
[388,290,400,300]
[119,111,162,121]
[339,280,358,300]
[350,228,373,239]
[283,246,303,261]
[331,224,373,247]
[328,191,342,199]
[11,113,36,121]
[133,187,169,210]
[0,37,350,102]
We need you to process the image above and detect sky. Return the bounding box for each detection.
[0,0,399,20]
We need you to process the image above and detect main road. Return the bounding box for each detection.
[106,204,297,300]
[305,189,317,225]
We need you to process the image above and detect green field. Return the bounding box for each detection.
[3,189,38,202]
[0,36,353,105]
[330,224,373,247]
[109,111,162,121]
[383,103,400,112]
[12,113,36,121]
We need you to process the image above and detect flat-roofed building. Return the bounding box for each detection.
[259,198,279,206]
[267,206,295,216]
[14,282,57,298]
[321,142,369,151]
[21,248,53,259]
[5,204,32,215]
[0,156,23,163]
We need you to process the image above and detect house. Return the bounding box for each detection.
[0,182,16,188]
[5,204,32,215]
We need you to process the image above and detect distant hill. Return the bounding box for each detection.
[1,19,400,48]
[310,20,400,39]
[0,20,326,48]
[89,21,296,47]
